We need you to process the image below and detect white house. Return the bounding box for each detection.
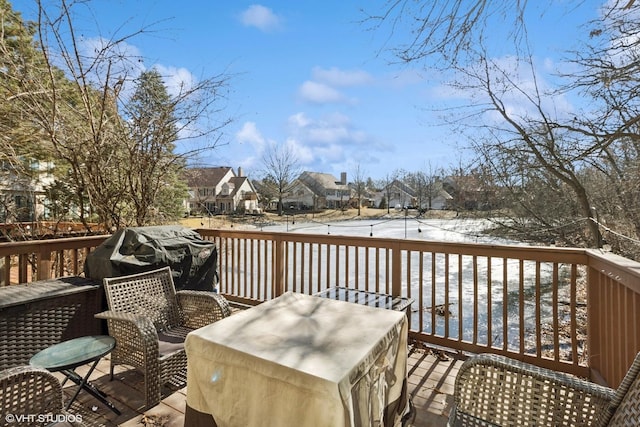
[374,180,417,209]
[184,166,259,215]
[282,180,316,209]
[0,160,55,222]
[295,171,351,209]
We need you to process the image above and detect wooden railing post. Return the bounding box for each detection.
[18,254,28,284]
[274,236,285,297]
[391,242,402,297]
[1,256,9,286]
[37,249,52,280]
[586,265,602,384]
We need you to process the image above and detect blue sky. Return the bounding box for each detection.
[12,1,600,181]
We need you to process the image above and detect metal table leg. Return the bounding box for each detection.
[62,359,121,415]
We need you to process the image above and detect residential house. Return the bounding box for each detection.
[374,179,417,210]
[216,175,260,213]
[294,171,352,209]
[443,173,493,211]
[347,182,376,208]
[184,167,259,215]
[0,160,55,222]
[374,178,454,211]
[282,180,316,210]
[426,186,453,210]
[251,179,278,211]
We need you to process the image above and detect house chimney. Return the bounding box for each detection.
[238,167,244,177]
[341,172,347,185]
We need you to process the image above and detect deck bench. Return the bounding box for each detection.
[0,276,101,370]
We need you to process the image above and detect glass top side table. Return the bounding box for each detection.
[30,335,121,415]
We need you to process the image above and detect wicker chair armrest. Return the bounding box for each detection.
[95,310,154,328]
[95,310,159,342]
[451,353,615,427]
[176,291,231,329]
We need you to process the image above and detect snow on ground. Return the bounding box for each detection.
[262,216,520,245]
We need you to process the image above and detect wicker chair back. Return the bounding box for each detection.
[103,266,181,332]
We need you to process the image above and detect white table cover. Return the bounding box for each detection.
[185,291,408,427]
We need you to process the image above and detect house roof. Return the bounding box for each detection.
[382,179,416,197]
[184,167,233,188]
[289,179,314,194]
[299,171,349,191]
[435,189,454,200]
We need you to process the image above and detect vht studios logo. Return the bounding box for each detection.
[5,413,83,424]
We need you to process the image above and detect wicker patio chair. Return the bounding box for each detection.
[0,365,85,426]
[449,352,640,427]
[95,266,230,409]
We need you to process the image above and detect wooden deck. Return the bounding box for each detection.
[59,343,463,427]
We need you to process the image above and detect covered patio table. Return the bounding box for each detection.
[184,291,409,427]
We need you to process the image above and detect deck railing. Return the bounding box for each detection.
[197,228,640,388]
[1,228,639,388]
[0,235,109,285]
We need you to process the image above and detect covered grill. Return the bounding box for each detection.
[85,225,218,291]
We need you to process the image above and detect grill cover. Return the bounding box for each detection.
[85,225,218,291]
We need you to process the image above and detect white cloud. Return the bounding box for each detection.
[314,144,345,162]
[236,121,267,152]
[542,57,556,72]
[224,112,394,176]
[238,155,260,171]
[76,37,145,96]
[298,66,376,105]
[78,38,201,102]
[239,5,283,32]
[311,67,374,87]
[154,65,196,97]
[288,112,312,128]
[79,37,144,71]
[284,138,314,164]
[298,81,347,104]
[287,112,367,146]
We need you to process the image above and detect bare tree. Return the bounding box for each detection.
[23,0,232,229]
[368,1,636,68]
[377,170,400,213]
[351,163,367,216]
[370,0,640,252]
[261,143,300,216]
[404,163,444,211]
[457,53,604,245]
[367,1,528,68]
